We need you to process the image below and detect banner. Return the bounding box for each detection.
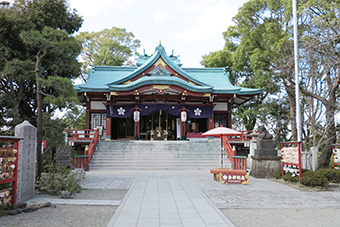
[106,104,213,119]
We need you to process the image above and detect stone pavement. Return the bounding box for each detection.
[26,169,340,227]
[106,173,233,226]
[195,175,340,209]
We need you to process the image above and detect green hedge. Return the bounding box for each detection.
[300,171,328,188]
[316,169,340,183]
[280,169,340,188]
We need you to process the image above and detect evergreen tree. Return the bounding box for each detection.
[0,0,83,178]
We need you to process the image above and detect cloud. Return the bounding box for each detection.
[69,0,133,17]
[154,11,169,23]
[176,0,237,42]
[184,5,205,13]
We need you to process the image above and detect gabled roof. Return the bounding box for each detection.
[75,44,262,99]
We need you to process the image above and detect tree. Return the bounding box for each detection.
[202,0,340,168]
[201,0,290,132]
[76,27,141,79]
[0,0,83,178]
[62,104,86,129]
[296,0,340,168]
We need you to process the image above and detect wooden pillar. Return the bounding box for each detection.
[227,102,232,128]
[86,97,91,129]
[134,121,140,140]
[106,117,111,140]
[86,110,91,129]
[208,118,214,130]
[180,121,185,140]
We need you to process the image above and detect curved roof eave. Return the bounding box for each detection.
[212,87,263,95]
[108,76,213,93]
[107,45,211,87]
[160,53,211,87]
[75,86,110,92]
[238,88,263,95]
[107,48,162,85]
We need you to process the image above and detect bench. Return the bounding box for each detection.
[210,168,249,185]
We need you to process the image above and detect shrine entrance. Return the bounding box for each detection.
[107,104,213,140]
[140,110,178,140]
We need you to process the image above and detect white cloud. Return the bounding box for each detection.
[68,0,133,17]
[176,0,237,42]
[154,11,169,23]
[184,5,205,13]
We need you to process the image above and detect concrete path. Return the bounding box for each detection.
[107,173,233,227]
[25,169,340,227]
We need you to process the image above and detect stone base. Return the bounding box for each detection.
[255,139,277,156]
[250,156,281,178]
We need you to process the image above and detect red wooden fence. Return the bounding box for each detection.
[72,129,99,171]
[221,136,247,170]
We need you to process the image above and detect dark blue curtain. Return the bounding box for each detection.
[106,104,213,118]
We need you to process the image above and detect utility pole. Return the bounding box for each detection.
[293,0,302,142]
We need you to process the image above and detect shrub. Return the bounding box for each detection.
[301,169,311,174]
[36,162,82,196]
[301,171,328,188]
[333,169,340,183]
[274,169,282,179]
[315,169,340,183]
[283,172,299,182]
[316,169,334,182]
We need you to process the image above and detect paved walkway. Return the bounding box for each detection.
[106,173,233,227]
[26,169,340,227]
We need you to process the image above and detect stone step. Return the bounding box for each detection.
[89,140,230,171]
[89,166,228,170]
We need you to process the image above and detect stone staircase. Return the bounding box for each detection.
[89,140,231,170]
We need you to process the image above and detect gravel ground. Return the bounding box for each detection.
[74,189,127,200]
[221,208,340,227]
[0,189,127,227]
[0,205,117,227]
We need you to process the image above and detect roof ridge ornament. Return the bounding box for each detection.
[156,42,165,52]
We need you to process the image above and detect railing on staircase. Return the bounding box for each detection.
[72,129,99,171]
[221,136,247,170]
[64,129,97,141]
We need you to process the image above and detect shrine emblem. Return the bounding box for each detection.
[117,107,126,115]
[194,108,202,116]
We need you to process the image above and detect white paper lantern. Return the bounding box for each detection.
[133,110,140,122]
[181,111,187,122]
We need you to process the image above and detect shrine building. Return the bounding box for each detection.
[75,44,262,140]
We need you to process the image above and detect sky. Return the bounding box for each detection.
[67,0,249,67]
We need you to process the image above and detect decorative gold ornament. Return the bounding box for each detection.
[152,85,170,93]
[154,58,167,68]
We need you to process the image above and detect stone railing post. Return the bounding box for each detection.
[15,120,37,203]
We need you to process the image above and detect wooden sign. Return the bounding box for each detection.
[281,142,302,179]
[210,169,249,185]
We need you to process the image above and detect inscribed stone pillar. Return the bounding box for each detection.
[15,121,37,203]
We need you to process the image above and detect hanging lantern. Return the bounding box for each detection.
[133,110,140,122]
[181,111,187,122]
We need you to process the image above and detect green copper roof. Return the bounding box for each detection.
[75,44,262,97]
[108,76,213,92]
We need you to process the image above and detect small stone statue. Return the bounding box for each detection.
[258,126,273,140]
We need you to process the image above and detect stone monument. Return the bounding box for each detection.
[15,121,37,203]
[250,126,281,178]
